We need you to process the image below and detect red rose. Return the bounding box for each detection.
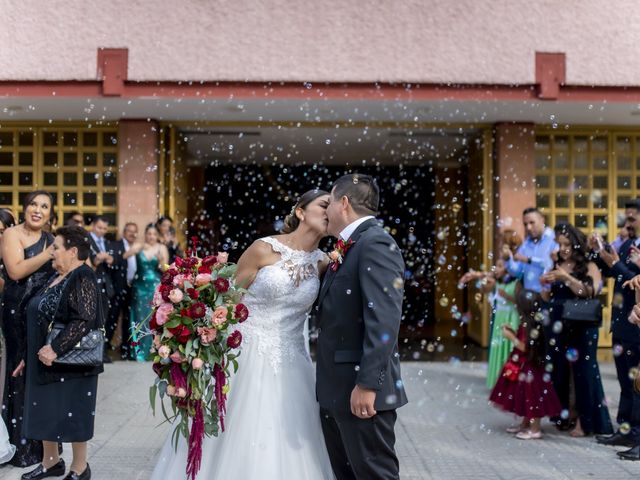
[168,267,179,276]
[161,271,174,285]
[234,303,249,323]
[174,257,184,268]
[227,330,242,349]
[180,307,191,318]
[198,265,212,274]
[214,278,230,293]
[159,284,172,302]
[189,302,206,319]
[202,255,218,268]
[186,288,200,300]
[168,324,191,344]
[149,313,158,332]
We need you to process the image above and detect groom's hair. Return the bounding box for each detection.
[332,174,379,216]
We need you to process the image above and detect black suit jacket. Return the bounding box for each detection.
[596,238,640,343]
[109,239,129,292]
[316,218,408,413]
[89,235,115,299]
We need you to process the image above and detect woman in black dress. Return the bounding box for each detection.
[0,208,17,404]
[21,226,103,480]
[541,222,613,437]
[1,192,55,467]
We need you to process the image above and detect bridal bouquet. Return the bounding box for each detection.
[146,238,248,480]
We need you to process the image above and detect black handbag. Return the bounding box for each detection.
[561,298,603,326]
[45,324,104,367]
[44,270,105,368]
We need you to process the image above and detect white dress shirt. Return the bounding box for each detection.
[339,216,375,241]
[123,239,137,285]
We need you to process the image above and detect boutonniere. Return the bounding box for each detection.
[328,239,355,272]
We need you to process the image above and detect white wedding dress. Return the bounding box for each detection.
[151,237,335,480]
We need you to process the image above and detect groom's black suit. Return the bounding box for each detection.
[316,218,408,480]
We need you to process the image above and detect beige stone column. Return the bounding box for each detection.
[116,120,159,236]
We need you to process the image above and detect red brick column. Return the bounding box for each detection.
[116,120,159,235]
[493,123,537,245]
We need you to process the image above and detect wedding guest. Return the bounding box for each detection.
[88,216,114,363]
[65,211,85,228]
[127,224,168,361]
[21,226,103,480]
[0,209,16,404]
[0,208,16,465]
[156,216,182,264]
[0,191,55,467]
[505,207,558,293]
[109,223,138,360]
[459,231,522,388]
[592,200,640,457]
[541,222,613,437]
[489,290,562,439]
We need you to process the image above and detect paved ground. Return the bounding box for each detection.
[0,360,637,480]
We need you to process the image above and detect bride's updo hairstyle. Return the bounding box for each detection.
[282,189,330,234]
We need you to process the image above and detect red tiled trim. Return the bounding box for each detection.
[535,52,566,100]
[97,48,128,96]
[0,80,640,103]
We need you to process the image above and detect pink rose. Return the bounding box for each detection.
[176,387,187,398]
[166,385,176,396]
[197,326,217,345]
[156,303,174,326]
[328,250,340,262]
[153,291,164,307]
[212,306,228,326]
[168,288,184,304]
[173,274,189,288]
[217,252,229,264]
[170,351,185,363]
[195,273,212,286]
[158,345,170,358]
[191,358,204,370]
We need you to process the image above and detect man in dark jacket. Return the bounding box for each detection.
[593,200,640,460]
[316,174,407,480]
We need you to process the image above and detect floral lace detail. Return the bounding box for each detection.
[237,237,325,373]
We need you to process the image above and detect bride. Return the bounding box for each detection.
[151,189,335,480]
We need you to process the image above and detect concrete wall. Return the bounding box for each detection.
[1,0,639,85]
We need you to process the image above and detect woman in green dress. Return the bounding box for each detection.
[459,229,522,388]
[126,224,168,362]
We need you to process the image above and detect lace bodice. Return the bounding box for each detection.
[237,237,326,372]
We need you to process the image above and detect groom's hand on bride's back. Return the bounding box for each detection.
[350,384,377,419]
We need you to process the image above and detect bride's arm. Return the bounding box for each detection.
[234,240,278,289]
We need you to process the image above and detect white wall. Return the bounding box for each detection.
[2,0,639,85]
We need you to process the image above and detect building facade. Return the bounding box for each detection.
[2,0,639,346]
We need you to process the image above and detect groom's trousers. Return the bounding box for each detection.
[320,408,399,480]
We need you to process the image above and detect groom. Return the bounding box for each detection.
[316,173,408,480]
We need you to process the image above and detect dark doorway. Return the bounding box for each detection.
[197,163,437,329]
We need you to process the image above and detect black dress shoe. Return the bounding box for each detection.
[618,445,640,461]
[596,431,637,447]
[21,459,66,479]
[62,464,90,480]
